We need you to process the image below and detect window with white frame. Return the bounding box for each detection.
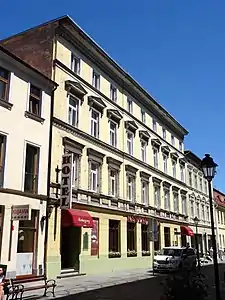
[164,189,170,210]
[68,95,79,127]
[162,128,166,139]
[201,204,205,220]
[127,175,135,201]
[109,169,117,197]
[153,148,158,168]
[189,171,192,186]
[194,174,198,189]
[217,210,220,224]
[179,141,183,152]
[110,84,117,102]
[71,53,80,74]
[206,206,210,221]
[127,131,134,155]
[190,200,194,217]
[141,181,148,205]
[92,70,100,90]
[199,178,203,191]
[173,193,179,212]
[163,154,168,174]
[152,119,157,132]
[204,181,207,194]
[127,97,133,113]
[90,109,99,138]
[181,196,187,215]
[180,165,184,182]
[109,121,117,147]
[196,202,200,218]
[90,162,99,192]
[171,135,175,146]
[172,160,176,178]
[141,140,147,162]
[141,109,146,124]
[154,185,160,208]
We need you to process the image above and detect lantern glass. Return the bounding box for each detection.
[200,154,217,181]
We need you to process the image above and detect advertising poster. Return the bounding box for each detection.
[91,219,99,256]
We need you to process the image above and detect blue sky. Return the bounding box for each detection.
[1,0,225,190]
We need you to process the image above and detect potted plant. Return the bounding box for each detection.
[108,251,121,258]
[127,249,137,257]
[142,250,150,256]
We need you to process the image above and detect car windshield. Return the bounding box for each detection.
[159,248,182,257]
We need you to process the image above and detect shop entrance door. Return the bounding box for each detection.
[61,226,81,271]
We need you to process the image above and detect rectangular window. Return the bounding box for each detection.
[0,135,6,187]
[141,224,150,255]
[68,95,79,127]
[90,109,99,138]
[171,135,175,146]
[127,131,133,155]
[189,171,192,186]
[29,85,41,116]
[92,70,100,90]
[164,189,170,210]
[190,200,194,217]
[0,67,10,101]
[173,193,179,212]
[163,154,168,174]
[172,160,176,178]
[153,148,158,168]
[162,128,166,139]
[180,165,184,182]
[141,140,147,162]
[90,163,99,192]
[182,196,187,215]
[204,181,207,194]
[201,204,205,220]
[109,220,120,257]
[196,203,200,218]
[109,169,118,197]
[127,222,137,255]
[199,178,203,191]
[71,53,80,74]
[109,121,117,147]
[24,144,39,193]
[141,109,146,124]
[179,141,183,152]
[127,175,135,202]
[217,210,220,224]
[110,84,117,102]
[127,98,133,113]
[154,185,160,208]
[141,181,148,205]
[194,174,198,189]
[152,119,157,132]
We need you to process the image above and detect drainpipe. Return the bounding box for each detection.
[44,84,58,278]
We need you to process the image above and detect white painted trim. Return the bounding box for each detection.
[26,82,31,111]
[8,72,14,104]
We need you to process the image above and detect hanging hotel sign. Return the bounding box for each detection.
[60,153,73,209]
[11,205,31,221]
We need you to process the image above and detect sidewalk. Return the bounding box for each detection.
[22,268,154,299]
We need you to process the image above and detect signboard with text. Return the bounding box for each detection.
[91,219,99,256]
[11,205,31,221]
[60,153,73,208]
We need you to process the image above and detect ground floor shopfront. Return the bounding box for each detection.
[0,192,46,278]
[188,224,212,255]
[46,205,154,278]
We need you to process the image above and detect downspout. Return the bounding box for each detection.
[44,84,57,278]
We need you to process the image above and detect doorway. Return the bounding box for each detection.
[164,227,171,247]
[61,227,81,271]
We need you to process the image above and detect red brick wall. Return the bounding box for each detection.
[1,22,58,78]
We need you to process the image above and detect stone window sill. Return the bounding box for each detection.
[0,98,13,110]
[25,111,45,124]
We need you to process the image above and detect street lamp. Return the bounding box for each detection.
[200,154,220,300]
[193,216,200,271]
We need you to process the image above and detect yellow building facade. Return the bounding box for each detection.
[1,16,191,278]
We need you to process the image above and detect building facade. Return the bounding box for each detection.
[1,16,192,278]
[185,151,212,254]
[0,46,56,277]
[214,188,225,251]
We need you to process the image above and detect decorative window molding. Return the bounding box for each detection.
[139,130,150,143]
[88,96,106,116]
[151,138,161,148]
[125,164,138,176]
[172,186,180,192]
[65,80,87,103]
[161,146,170,154]
[152,177,162,187]
[106,157,122,170]
[87,148,105,164]
[179,158,186,166]
[140,171,151,181]
[107,109,123,125]
[170,152,179,160]
[63,137,84,156]
[163,181,171,189]
[106,158,121,197]
[125,120,138,134]
[87,148,105,193]
[125,164,137,202]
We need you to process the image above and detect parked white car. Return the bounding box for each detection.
[153,246,197,272]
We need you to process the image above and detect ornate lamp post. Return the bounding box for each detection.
[200,154,220,300]
[193,216,200,270]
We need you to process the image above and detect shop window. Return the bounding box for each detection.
[127,222,137,257]
[24,144,39,193]
[141,224,150,256]
[108,220,120,258]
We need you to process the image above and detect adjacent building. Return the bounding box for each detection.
[214,188,225,251]
[0,46,57,277]
[1,16,192,278]
[185,151,212,254]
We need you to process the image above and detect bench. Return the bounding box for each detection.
[5,275,56,300]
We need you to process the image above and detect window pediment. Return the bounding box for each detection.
[107,109,123,124]
[87,148,105,164]
[180,189,187,195]
[163,181,171,189]
[125,120,138,133]
[172,186,180,192]
[125,164,138,175]
[170,152,179,160]
[106,157,122,170]
[179,158,186,165]
[161,146,170,154]
[65,80,87,102]
[139,130,150,142]
[151,139,161,148]
[88,96,106,115]
[63,136,85,155]
[152,177,162,186]
[140,171,151,180]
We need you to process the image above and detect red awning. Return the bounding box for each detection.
[180,226,194,236]
[61,209,93,228]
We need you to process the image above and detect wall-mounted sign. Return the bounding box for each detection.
[60,153,73,208]
[127,215,149,225]
[91,219,99,256]
[11,205,31,221]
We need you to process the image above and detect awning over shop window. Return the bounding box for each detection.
[61,209,94,228]
[180,226,194,236]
